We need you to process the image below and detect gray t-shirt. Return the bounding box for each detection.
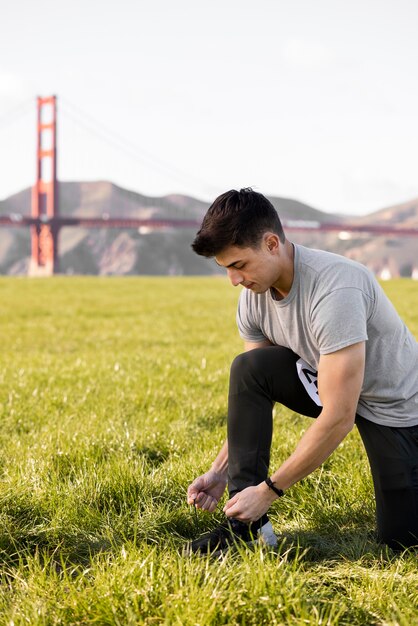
[237,244,418,427]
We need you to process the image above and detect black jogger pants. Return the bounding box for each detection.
[227,345,418,549]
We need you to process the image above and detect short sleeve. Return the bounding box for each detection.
[311,288,370,354]
[236,290,267,343]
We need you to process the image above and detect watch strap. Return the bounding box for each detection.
[265,476,284,497]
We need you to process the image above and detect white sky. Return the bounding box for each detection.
[0,0,417,215]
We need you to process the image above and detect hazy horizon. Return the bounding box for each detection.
[2,177,416,220]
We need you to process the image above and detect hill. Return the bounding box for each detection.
[305,197,418,277]
[0,181,416,276]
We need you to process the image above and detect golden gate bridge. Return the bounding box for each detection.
[1,96,417,276]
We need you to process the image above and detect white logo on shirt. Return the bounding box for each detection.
[296,358,323,407]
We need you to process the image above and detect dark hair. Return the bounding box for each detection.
[192,188,285,257]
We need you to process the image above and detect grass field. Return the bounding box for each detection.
[0,276,417,625]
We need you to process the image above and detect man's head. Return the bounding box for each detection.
[192,188,285,258]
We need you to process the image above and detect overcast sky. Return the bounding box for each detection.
[1,0,417,215]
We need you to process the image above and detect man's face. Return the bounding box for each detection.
[215,237,281,294]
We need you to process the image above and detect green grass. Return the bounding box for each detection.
[0,276,417,625]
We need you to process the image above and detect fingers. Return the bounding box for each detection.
[195,492,217,512]
[187,489,198,505]
[187,480,202,504]
[224,494,238,511]
[187,490,218,512]
[187,487,208,506]
[223,486,269,524]
[188,491,203,506]
[187,473,221,512]
[223,495,249,522]
[224,501,249,522]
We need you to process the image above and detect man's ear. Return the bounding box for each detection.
[263,233,280,252]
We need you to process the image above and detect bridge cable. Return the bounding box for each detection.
[0,98,34,131]
[59,96,221,199]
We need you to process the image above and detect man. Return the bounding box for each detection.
[186,188,418,555]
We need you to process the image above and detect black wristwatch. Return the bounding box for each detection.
[265,476,284,497]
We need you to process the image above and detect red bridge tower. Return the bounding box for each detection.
[30,95,59,276]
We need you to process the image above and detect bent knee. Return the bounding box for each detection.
[230,348,269,380]
[230,345,298,379]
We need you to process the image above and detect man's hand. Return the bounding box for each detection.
[223,482,277,523]
[187,470,227,513]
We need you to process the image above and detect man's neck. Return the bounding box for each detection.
[271,241,294,299]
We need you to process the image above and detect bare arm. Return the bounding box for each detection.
[210,439,228,475]
[269,341,365,490]
[224,341,366,522]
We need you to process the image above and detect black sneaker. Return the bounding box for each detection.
[184,516,278,556]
